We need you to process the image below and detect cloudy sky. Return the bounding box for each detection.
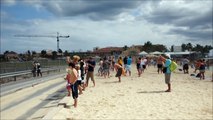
[1,0,212,53]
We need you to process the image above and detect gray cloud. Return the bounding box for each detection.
[169,28,212,41]
[144,3,212,28]
[141,0,212,42]
[41,0,142,20]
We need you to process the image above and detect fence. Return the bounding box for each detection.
[0,59,67,74]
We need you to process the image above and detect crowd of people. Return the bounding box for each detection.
[63,54,212,108]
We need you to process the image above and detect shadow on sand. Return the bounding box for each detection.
[104,81,120,84]
[137,90,165,94]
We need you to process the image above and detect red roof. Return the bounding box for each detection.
[93,47,123,53]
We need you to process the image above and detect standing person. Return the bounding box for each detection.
[36,62,42,77]
[80,59,86,90]
[32,62,37,77]
[136,57,142,77]
[76,64,83,94]
[182,57,190,74]
[67,62,78,107]
[199,59,206,80]
[123,56,128,71]
[98,58,103,76]
[157,57,163,74]
[141,57,146,73]
[194,60,200,73]
[118,56,123,66]
[126,56,132,76]
[160,54,172,92]
[111,56,115,71]
[73,55,80,64]
[114,63,123,82]
[102,58,110,78]
[64,68,72,96]
[86,57,96,87]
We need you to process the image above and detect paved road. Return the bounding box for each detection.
[0,73,68,120]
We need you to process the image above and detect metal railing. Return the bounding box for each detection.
[0,67,62,83]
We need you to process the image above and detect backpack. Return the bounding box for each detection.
[170,61,178,72]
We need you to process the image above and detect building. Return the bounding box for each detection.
[93,47,123,57]
[4,51,19,60]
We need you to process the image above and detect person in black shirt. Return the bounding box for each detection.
[86,57,96,87]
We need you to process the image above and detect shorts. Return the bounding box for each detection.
[77,80,82,85]
[115,68,122,77]
[126,65,131,71]
[70,82,78,99]
[124,64,128,70]
[136,63,141,69]
[183,64,189,70]
[157,64,163,69]
[103,68,109,73]
[86,71,94,82]
[142,65,146,69]
[165,73,171,84]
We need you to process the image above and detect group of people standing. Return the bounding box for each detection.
[64,56,96,108]
[64,54,212,108]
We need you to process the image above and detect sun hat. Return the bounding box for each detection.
[164,53,171,59]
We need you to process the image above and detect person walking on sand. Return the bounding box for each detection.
[86,57,96,87]
[114,63,123,82]
[160,54,172,92]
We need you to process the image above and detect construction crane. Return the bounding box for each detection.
[14,32,70,52]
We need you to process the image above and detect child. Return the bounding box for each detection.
[67,62,78,107]
[64,68,71,96]
[114,63,123,82]
[75,64,83,95]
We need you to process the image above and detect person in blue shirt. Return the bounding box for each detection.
[160,54,172,92]
[126,56,132,76]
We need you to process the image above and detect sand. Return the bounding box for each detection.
[52,65,213,119]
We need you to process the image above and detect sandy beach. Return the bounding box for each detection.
[53,65,213,120]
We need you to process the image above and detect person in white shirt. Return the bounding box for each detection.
[76,64,83,95]
[141,57,147,73]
